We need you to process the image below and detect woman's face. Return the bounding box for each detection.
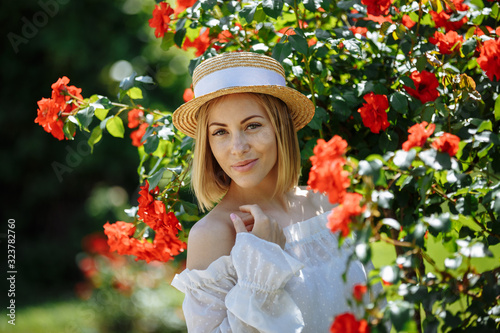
[207,93,278,190]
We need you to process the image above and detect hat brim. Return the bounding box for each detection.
[172,85,315,138]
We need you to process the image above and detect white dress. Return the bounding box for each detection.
[171,212,368,332]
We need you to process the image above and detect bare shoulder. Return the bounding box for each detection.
[186,209,236,271]
[297,186,336,213]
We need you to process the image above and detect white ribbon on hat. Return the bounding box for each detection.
[194,66,286,97]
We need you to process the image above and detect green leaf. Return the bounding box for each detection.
[378,130,399,153]
[419,149,451,170]
[119,72,136,91]
[75,106,95,130]
[148,167,167,191]
[200,0,217,11]
[144,135,160,154]
[425,213,451,232]
[180,200,199,216]
[239,3,257,23]
[314,28,330,40]
[106,116,125,138]
[494,94,500,121]
[337,0,356,10]
[358,159,383,177]
[272,42,293,62]
[456,194,478,215]
[444,255,463,270]
[400,76,415,90]
[372,190,394,209]
[393,149,416,170]
[457,239,492,258]
[254,6,267,22]
[343,39,361,55]
[390,91,409,114]
[308,106,328,130]
[88,126,102,153]
[382,218,401,230]
[491,2,500,18]
[63,121,76,140]
[477,120,492,132]
[462,38,477,55]
[355,243,371,264]
[388,300,414,332]
[127,87,143,100]
[304,0,322,11]
[135,76,154,84]
[174,28,187,47]
[381,265,400,285]
[475,131,500,145]
[289,34,309,55]
[94,108,110,121]
[161,32,176,51]
[416,56,427,72]
[188,57,203,77]
[262,0,283,19]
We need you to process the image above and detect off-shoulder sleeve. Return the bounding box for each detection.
[171,233,305,332]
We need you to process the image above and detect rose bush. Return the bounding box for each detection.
[36,0,500,331]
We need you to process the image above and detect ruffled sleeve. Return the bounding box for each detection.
[171,233,305,332]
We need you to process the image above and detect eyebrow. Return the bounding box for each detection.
[208,115,264,128]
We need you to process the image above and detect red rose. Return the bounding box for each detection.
[402,14,416,29]
[364,13,393,24]
[174,0,196,15]
[34,98,66,140]
[330,312,370,333]
[402,121,436,151]
[149,2,174,38]
[403,70,440,103]
[103,221,186,263]
[182,28,211,56]
[353,284,368,302]
[361,0,392,16]
[429,0,469,31]
[130,123,148,147]
[138,181,183,232]
[432,133,460,157]
[327,192,365,237]
[477,39,500,81]
[127,108,144,129]
[103,221,137,255]
[308,136,350,204]
[82,233,110,256]
[183,88,194,102]
[357,92,390,133]
[50,76,83,113]
[429,31,464,55]
[350,26,368,37]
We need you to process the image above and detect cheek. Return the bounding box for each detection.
[208,139,228,163]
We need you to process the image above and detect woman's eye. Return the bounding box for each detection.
[212,129,227,136]
[247,123,262,130]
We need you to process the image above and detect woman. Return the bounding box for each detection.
[171,52,368,332]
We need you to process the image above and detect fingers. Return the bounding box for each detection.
[230,213,248,233]
[239,204,267,221]
[238,205,286,249]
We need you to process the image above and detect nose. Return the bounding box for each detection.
[230,132,250,155]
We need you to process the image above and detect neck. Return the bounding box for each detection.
[223,171,289,212]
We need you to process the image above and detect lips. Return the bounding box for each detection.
[231,159,258,172]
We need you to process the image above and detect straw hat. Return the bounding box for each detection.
[172,52,315,138]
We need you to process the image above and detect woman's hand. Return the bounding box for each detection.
[230,205,286,249]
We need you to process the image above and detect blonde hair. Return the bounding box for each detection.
[191,93,301,211]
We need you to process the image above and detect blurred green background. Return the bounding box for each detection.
[1,0,191,331]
